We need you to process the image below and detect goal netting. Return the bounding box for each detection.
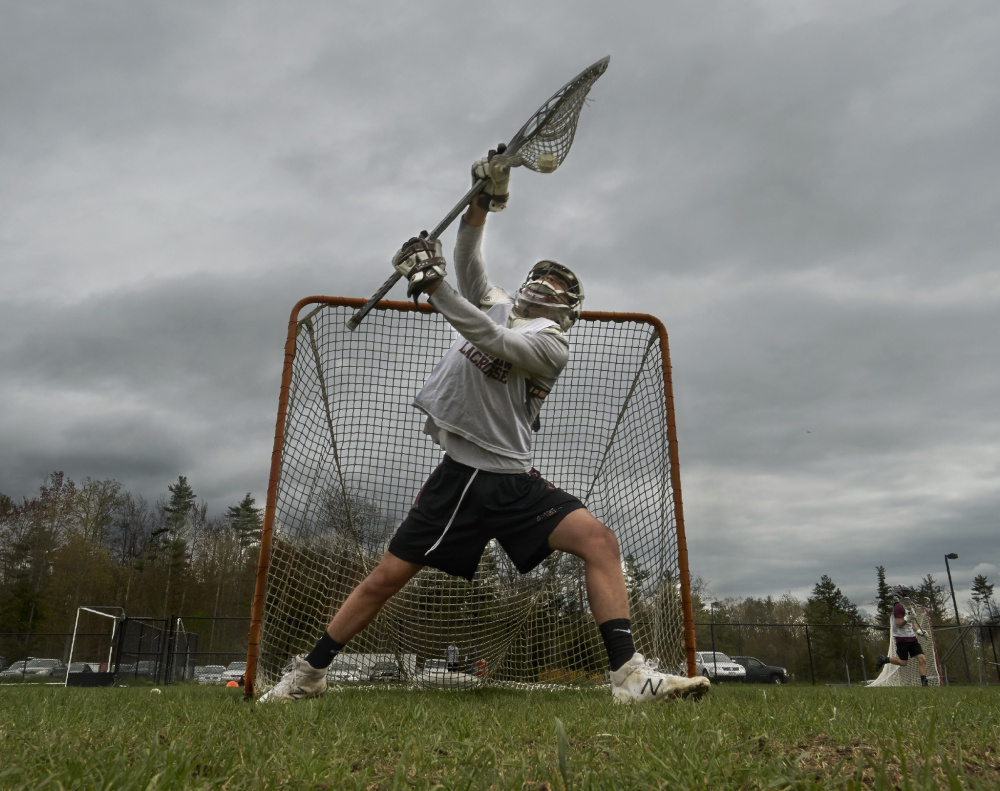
[867,603,942,687]
[246,297,695,695]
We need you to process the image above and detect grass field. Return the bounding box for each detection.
[1,681,998,790]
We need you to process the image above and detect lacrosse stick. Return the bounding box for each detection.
[345,55,610,331]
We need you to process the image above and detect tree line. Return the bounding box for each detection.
[2,471,997,684]
[0,471,262,660]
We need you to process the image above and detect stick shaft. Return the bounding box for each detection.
[344,179,486,331]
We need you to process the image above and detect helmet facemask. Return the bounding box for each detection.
[512,261,584,331]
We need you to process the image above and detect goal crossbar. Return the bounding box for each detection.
[245,297,696,695]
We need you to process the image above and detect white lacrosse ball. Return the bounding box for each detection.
[536,153,559,173]
[150,688,162,694]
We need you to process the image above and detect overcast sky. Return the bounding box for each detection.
[2,1,997,615]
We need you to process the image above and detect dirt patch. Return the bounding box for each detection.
[778,731,1000,788]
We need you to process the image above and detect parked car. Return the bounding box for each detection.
[196,665,227,685]
[731,656,789,684]
[369,661,403,682]
[326,661,363,683]
[694,651,746,682]
[0,660,30,678]
[18,658,68,680]
[220,661,247,684]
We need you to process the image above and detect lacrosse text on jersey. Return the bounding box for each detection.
[413,304,560,464]
[458,341,512,383]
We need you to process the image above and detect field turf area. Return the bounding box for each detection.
[1,682,998,790]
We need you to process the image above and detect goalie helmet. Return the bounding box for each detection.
[512,260,584,331]
[891,584,915,600]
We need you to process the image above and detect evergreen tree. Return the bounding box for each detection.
[163,476,197,528]
[874,565,894,626]
[806,575,860,622]
[226,492,263,553]
[970,574,996,623]
[916,574,949,625]
[805,575,861,682]
[154,476,197,617]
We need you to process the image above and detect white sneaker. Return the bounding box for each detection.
[257,655,328,702]
[610,653,710,704]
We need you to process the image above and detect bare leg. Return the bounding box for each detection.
[547,509,629,624]
[917,653,927,676]
[325,552,423,644]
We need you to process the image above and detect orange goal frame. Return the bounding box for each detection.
[244,297,697,695]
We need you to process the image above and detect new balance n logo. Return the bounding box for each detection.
[641,678,663,696]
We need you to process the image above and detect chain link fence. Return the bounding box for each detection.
[693,620,999,685]
[3,618,996,686]
[1,614,249,686]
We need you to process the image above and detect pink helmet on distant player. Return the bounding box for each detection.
[512,260,584,331]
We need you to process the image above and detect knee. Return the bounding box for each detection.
[578,520,621,563]
[362,564,410,599]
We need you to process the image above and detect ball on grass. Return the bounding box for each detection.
[150,688,161,694]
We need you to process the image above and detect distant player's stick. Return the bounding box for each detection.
[345,55,610,331]
[897,593,928,636]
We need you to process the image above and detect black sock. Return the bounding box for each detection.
[304,632,344,669]
[599,618,636,672]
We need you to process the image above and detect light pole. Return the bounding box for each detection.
[710,602,718,677]
[944,552,972,683]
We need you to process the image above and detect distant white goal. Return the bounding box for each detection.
[867,600,942,687]
[245,297,696,695]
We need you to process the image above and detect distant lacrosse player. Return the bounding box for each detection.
[876,585,929,686]
[260,148,709,705]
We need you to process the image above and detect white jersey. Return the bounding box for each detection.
[417,221,569,472]
[414,301,557,467]
[890,602,918,640]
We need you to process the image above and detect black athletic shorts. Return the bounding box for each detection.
[387,455,586,580]
[896,639,924,660]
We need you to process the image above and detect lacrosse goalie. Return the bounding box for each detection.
[876,585,930,685]
[260,149,710,705]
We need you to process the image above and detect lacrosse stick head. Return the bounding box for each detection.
[493,56,610,175]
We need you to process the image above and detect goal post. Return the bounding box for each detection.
[867,603,943,687]
[245,297,696,695]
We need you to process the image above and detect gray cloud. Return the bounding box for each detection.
[1,0,998,609]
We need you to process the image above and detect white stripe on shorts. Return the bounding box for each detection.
[424,469,478,556]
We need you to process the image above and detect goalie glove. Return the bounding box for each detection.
[916,627,927,637]
[472,144,511,212]
[393,234,447,302]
